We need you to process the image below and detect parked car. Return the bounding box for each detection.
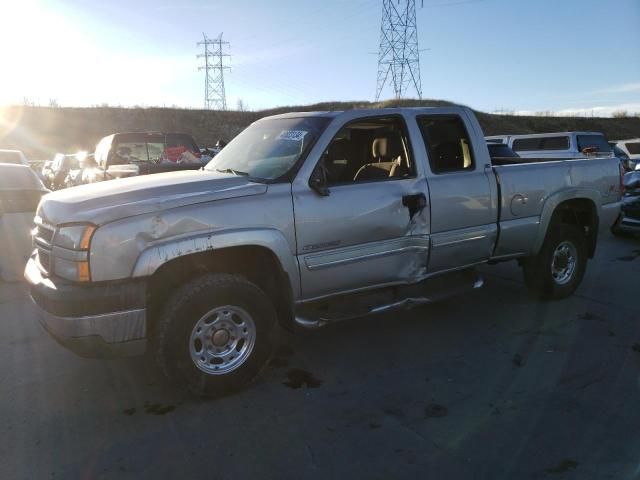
[611,139,640,170]
[0,164,48,281]
[26,106,622,396]
[611,170,640,236]
[609,143,638,172]
[63,152,95,188]
[611,138,640,158]
[45,153,81,190]
[0,149,29,166]
[496,132,613,160]
[93,132,204,183]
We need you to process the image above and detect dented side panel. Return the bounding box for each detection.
[89,183,298,292]
[293,174,431,300]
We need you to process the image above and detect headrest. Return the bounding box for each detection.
[372,138,388,158]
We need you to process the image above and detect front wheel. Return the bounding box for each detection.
[153,273,277,397]
[522,224,588,300]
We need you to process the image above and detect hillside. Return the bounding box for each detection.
[1,99,638,159]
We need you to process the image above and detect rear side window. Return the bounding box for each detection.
[417,115,474,173]
[626,142,640,155]
[512,136,569,152]
[164,134,200,163]
[0,151,21,164]
[577,135,611,153]
[511,138,539,151]
[167,134,199,152]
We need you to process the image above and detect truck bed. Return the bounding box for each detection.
[492,156,621,258]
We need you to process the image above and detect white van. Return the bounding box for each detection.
[490,132,613,160]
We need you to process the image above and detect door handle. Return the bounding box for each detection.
[402,193,427,219]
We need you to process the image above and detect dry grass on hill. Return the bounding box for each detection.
[1,99,638,159]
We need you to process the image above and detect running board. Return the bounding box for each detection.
[295,271,484,329]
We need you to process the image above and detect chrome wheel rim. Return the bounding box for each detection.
[551,240,577,286]
[189,305,256,375]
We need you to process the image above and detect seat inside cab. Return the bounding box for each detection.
[321,116,415,185]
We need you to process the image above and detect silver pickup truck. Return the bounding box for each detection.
[25,106,622,396]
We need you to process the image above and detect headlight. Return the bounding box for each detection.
[52,224,96,282]
[53,224,96,250]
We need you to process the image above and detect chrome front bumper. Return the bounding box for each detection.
[25,256,147,358]
[33,301,147,358]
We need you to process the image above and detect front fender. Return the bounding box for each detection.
[131,228,300,299]
[532,188,600,255]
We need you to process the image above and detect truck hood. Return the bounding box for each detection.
[38,170,268,226]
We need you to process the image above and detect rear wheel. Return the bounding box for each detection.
[153,273,277,397]
[522,224,587,300]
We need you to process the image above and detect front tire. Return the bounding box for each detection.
[522,224,587,300]
[154,273,277,397]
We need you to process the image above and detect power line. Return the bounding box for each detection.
[197,32,230,110]
[375,0,423,101]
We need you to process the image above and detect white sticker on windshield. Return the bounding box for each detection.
[277,130,308,142]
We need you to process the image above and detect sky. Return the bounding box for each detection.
[0,0,638,116]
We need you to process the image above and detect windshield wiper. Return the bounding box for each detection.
[215,168,249,176]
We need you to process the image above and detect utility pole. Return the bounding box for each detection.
[197,33,230,110]
[375,0,422,101]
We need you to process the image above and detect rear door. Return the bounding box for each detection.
[415,113,497,272]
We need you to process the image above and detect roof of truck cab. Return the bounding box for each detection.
[260,111,343,120]
[261,106,468,121]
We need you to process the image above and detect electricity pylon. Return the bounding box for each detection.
[197,33,230,110]
[375,0,422,100]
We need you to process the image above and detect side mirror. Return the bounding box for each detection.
[309,165,330,197]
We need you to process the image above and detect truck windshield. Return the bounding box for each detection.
[205,117,331,180]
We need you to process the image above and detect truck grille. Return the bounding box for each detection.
[33,221,55,275]
[34,223,55,245]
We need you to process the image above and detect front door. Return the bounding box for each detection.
[293,115,430,301]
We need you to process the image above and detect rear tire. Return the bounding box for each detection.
[522,224,587,300]
[153,273,277,397]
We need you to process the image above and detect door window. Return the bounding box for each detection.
[320,116,415,185]
[417,115,474,173]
